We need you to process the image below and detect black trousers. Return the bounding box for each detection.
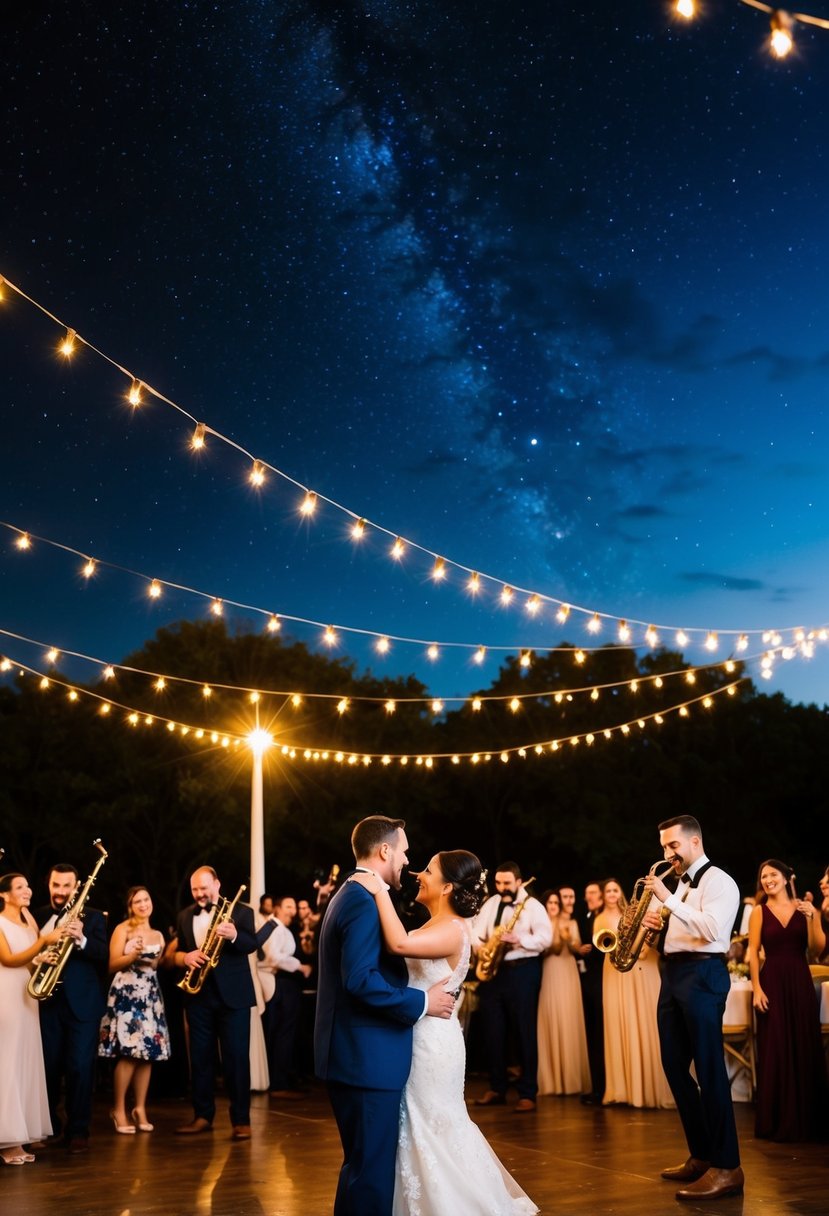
[186,986,251,1126]
[657,956,740,1169]
[39,998,99,1139]
[476,957,542,1100]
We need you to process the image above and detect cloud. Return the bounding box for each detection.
[723,346,829,383]
[680,571,765,592]
[614,504,672,520]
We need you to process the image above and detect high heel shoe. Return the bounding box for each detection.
[131,1108,154,1132]
[110,1111,136,1135]
[1,1149,28,1165]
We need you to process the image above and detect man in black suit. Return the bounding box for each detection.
[577,880,605,1105]
[35,862,108,1154]
[171,865,258,1139]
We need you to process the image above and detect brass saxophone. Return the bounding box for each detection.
[593,860,673,972]
[178,883,247,994]
[27,839,108,1000]
[475,878,536,982]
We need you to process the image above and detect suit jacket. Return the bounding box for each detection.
[314,878,425,1090]
[34,904,108,1020]
[175,901,257,1009]
[577,908,604,991]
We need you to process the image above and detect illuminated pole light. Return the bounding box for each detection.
[351,517,366,540]
[81,557,96,579]
[675,0,695,18]
[431,557,447,581]
[191,421,206,449]
[376,636,390,655]
[15,532,31,551]
[770,10,794,58]
[266,614,281,633]
[629,680,639,693]
[249,459,266,488]
[247,720,274,909]
[391,537,406,560]
[59,328,77,357]
[300,491,317,516]
[128,379,143,407]
[148,579,162,599]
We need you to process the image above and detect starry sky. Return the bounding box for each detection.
[3,1,829,715]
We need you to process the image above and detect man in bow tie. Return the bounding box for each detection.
[171,865,258,1139]
[643,815,743,1202]
[471,862,551,1113]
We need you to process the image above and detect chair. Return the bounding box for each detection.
[722,1021,756,1101]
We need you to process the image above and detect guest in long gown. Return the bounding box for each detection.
[537,889,591,1096]
[99,886,170,1133]
[749,858,828,1142]
[0,873,62,1165]
[595,878,673,1109]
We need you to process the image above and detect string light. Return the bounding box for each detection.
[249,460,266,488]
[58,328,76,358]
[432,557,447,581]
[14,532,31,551]
[474,646,486,664]
[210,598,223,616]
[351,518,366,540]
[148,579,162,599]
[323,626,338,647]
[391,537,406,560]
[467,572,481,594]
[191,422,207,450]
[81,558,96,579]
[128,379,143,407]
[587,613,602,635]
[266,615,281,633]
[1,276,824,656]
[376,636,390,655]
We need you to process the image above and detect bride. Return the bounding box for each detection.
[350,850,538,1216]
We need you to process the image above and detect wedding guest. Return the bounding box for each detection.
[749,858,828,1142]
[35,861,108,1154]
[99,886,170,1133]
[537,888,591,1096]
[258,896,312,1099]
[0,873,62,1165]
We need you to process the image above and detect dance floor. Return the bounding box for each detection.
[4,1079,827,1214]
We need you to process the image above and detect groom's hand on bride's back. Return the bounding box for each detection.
[425,980,456,1018]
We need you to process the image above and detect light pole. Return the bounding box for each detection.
[246,708,273,910]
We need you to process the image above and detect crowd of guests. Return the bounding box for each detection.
[1,850,827,1166]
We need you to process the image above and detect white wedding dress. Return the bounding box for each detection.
[393,921,538,1216]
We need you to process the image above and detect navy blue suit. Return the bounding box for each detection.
[176,901,257,1126]
[314,878,425,1216]
[34,904,108,1141]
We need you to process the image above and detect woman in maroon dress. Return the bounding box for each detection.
[749,858,827,1142]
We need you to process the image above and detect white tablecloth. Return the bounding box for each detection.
[723,979,753,1102]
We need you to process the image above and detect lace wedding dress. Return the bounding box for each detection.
[393,921,538,1216]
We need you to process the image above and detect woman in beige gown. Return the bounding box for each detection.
[537,889,591,1095]
[595,878,673,1109]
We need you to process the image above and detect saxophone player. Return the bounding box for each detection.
[170,866,258,1139]
[471,862,551,1112]
[34,862,108,1154]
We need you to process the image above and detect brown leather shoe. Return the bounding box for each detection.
[514,1099,536,1113]
[231,1125,252,1140]
[676,1166,744,1201]
[474,1091,506,1106]
[661,1156,710,1182]
[175,1117,213,1135]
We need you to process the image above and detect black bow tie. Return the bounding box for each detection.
[680,873,691,885]
[197,903,214,914]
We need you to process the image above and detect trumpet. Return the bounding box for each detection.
[593,861,673,972]
[178,883,246,994]
[475,878,536,982]
[27,839,108,1000]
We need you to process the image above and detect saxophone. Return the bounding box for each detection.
[475,878,536,982]
[27,839,108,1000]
[178,883,247,994]
[593,860,673,972]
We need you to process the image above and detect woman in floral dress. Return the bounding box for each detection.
[99,886,170,1132]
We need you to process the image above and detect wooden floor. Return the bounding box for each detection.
[4,1079,827,1214]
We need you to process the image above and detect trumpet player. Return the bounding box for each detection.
[34,862,108,1155]
[642,814,743,1202]
[471,862,551,1113]
[171,866,258,1139]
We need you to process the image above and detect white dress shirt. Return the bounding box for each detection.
[257,919,302,1004]
[661,854,740,955]
[471,890,552,962]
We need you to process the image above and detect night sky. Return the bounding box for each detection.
[3,1,829,728]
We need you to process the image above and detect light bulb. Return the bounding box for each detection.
[351,518,366,540]
[676,0,695,18]
[81,557,96,579]
[431,699,444,714]
[15,532,31,551]
[59,328,77,357]
[519,650,531,668]
[556,604,570,623]
[509,697,521,713]
[128,379,143,407]
[384,699,396,714]
[376,636,390,655]
[500,585,514,605]
[323,626,338,647]
[770,12,794,58]
[300,491,317,516]
[471,698,482,712]
[473,645,486,664]
[103,665,115,680]
[618,620,631,643]
[154,677,166,692]
[426,644,439,661]
[525,594,541,615]
[148,579,162,599]
[587,613,601,634]
[210,598,223,616]
[391,537,405,560]
[266,615,281,633]
[467,572,480,593]
[432,557,446,581]
[337,698,349,715]
[704,632,718,652]
[249,460,266,487]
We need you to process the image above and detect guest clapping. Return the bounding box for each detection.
[99,887,170,1133]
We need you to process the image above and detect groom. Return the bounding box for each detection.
[314,815,455,1215]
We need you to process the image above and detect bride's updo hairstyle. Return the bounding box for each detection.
[437,851,487,918]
